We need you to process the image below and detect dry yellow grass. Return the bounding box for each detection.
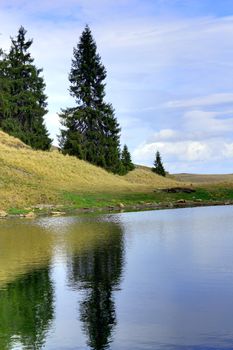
[124,168,178,187]
[0,218,121,287]
[0,131,180,209]
[174,173,233,185]
[0,220,53,286]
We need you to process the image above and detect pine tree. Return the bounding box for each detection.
[0,49,11,124]
[0,26,51,150]
[59,25,121,173]
[152,151,166,177]
[121,144,135,174]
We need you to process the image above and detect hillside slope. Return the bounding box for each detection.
[174,173,233,184]
[0,131,179,209]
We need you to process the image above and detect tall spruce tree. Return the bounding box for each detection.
[121,144,135,174]
[152,151,166,177]
[0,49,11,124]
[0,26,51,150]
[59,25,121,173]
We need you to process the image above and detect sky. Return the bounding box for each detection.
[1,0,233,173]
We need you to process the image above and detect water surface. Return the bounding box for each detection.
[1,206,233,349]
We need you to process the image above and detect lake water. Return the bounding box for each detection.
[1,206,233,349]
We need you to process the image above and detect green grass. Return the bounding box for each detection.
[7,208,31,215]
[7,186,233,215]
[7,187,233,215]
[202,187,233,201]
[61,187,233,210]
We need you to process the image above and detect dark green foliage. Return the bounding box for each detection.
[0,26,51,150]
[0,49,11,124]
[67,222,124,350]
[120,144,135,174]
[0,267,54,350]
[152,151,166,177]
[69,25,106,107]
[59,25,122,173]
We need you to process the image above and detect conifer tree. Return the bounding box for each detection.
[121,144,135,174]
[59,25,121,173]
[0,49,11,124]
[152,151,166,177]
[0,27,51,150]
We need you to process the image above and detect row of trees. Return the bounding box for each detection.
[0,27,52,150]
[0,25,167,177]
[0,26,134,175]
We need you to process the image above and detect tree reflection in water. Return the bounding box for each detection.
[67,221,124,350]
[0,266,54,350]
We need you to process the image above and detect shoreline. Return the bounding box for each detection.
[2,199,233,219]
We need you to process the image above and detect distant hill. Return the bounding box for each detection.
[173,173,233,184]
[135,165,233,185]
[0,131,179,209]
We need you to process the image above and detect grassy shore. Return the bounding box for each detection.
[6,186,233,217]
[1,131,233,216]
[0,131,179,211]
[50,187,233,212]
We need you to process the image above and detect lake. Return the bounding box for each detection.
[1,206,233,349]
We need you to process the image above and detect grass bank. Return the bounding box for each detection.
[1,131,233,216]
[0,131,179,211]
[60,187,233,211]
[7,186,233,217]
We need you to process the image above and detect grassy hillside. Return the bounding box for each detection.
[0,131,179,210]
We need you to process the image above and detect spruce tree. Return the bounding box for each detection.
[121,144,135,174]
[0,49,11,124]
[152,151,166,177]
[0,26,51,150]
[59,25,121,173]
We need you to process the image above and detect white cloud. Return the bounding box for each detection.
[164,93,233,109]
[134,140,211,162]
[44,113,61,145]
[183,110,233,139]
[149,129,180,142]
[223,143,233,158]
[133,139,233,172]
[133,108,233,170]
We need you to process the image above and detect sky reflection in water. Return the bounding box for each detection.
[0,206,233,349]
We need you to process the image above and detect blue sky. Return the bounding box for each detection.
[1,0,233,173]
